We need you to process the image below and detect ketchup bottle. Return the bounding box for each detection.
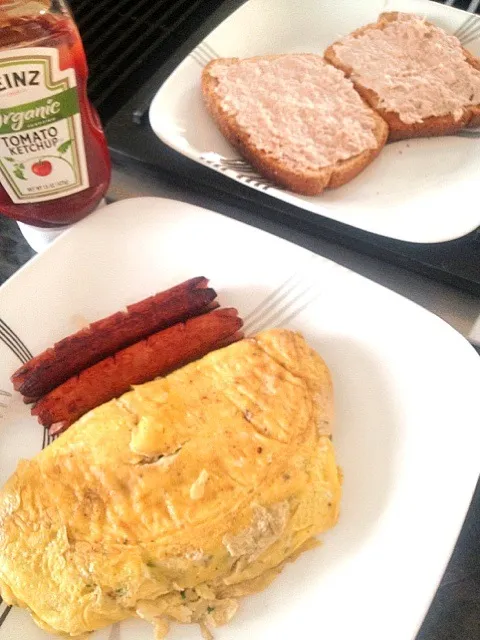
[0,0,111,248]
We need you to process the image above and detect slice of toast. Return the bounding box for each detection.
[201,54,388,195]
[325,12,480,141]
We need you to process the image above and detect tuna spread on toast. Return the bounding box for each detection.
[332,12,480,124]
[208,54,379,169]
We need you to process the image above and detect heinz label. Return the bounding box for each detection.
[0,47,89,203]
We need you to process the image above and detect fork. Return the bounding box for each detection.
[243,254,341,336]
[200,155,276,190]
[454,11,480,46]
[190,40,220,67]
[0,318,55,450]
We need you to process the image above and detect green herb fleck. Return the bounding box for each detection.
[207,606,215,613]
[181,590,186,600]
[57,139,73,154]
[146,560,156,568]
[13,166,26,180]
[115,586,126,596]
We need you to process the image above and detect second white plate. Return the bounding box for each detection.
[149,0,480,243]
[0,197,479,640]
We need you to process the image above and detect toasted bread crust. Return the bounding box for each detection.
[201,56,388,195]
[324,12,480,141]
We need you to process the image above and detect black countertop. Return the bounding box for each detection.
[0,214,479,639]
[0,216,35,283]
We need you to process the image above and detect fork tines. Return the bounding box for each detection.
[201,156,276,190]
[243,254,336,336]
[454,12,480,46]
[190,41,221,67]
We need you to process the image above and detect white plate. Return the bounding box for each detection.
[0,197,479,640]
[149,0,480,244]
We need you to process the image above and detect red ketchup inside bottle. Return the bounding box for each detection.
[0,13,110,227]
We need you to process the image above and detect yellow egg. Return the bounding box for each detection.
[0,329,341,638]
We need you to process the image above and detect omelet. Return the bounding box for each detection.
[0,329,341,638]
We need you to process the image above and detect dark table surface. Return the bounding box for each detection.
[0,214,479,639]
